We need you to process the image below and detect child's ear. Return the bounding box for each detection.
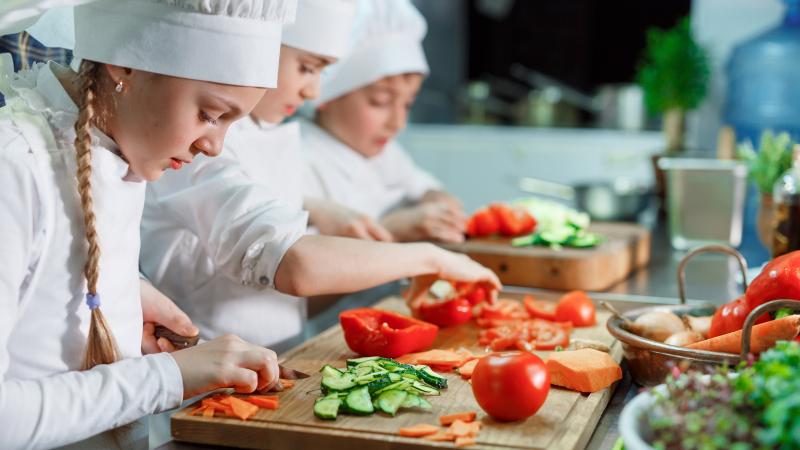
[104,64,134,86]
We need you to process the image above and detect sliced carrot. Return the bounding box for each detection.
[189,405,206,416]
[398,348,470,371]
[245,397,280,410]
[423,432,455,442]
[226,396,260,421]
[279,379,295,389]
[440,411,477,426]
[455,436,477,447]
[687,315,800,354]
[202,406,215,418]
[458,359,480,379]
[448,419,474,437]
[546,348,622,393]
[398,423,441,437]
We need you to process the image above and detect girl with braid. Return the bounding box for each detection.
[0,1,295,448]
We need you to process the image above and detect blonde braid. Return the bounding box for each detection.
[74,60,120,370]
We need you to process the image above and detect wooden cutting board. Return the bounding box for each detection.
[171,293,622,450]
[443,222,651,291]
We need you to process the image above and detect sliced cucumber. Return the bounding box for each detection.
[511,233,536,247]
[346,356,381,367]
[313,396,341,420]
[539,227,573,245]
[366,374,394,394]
[344,386,374,415]
[417,365,448,389]
[376,390,408,416]
[569,232,602,248]
[373,380,412,396]
[400,393,432,410]
[319,365,344,379]
[409,380,440,396]
[321,373,356,392]
[387,373,402,382]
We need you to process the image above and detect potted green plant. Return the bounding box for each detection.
[637,17,710,155]
[737,131,795,248]
[620,340,800,450]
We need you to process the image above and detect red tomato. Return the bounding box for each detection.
[417,298,473,328]
[708,296,769,338]
[467,208,500,237]
[517,210,537,235]
[555,291,596,327]
[532,323,570,350]
[471,352,550,421]
[488,204,537,237]
[524,296,557,321]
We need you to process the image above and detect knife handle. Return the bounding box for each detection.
[153,325,200,349]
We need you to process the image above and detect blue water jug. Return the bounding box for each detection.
[725,0,800,144]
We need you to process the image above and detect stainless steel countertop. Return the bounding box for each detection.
[156,225,751,450]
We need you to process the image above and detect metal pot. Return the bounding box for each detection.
[517,176,652,221]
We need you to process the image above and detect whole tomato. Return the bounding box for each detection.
[471,352,550,421]
[708,296,769,338]
[554,291,596,327]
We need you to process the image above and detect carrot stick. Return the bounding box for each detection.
[202,406,215,418]
[423,432,455,442]
[227,396,260,421]
[440,411,477,426]
[687,315,800,354]
[398,423,440,438]
[245,397,280,410]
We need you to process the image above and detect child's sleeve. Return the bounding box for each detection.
[0,126,184,449]
[144,153,309,291]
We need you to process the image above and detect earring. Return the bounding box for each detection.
[115,81,124,93]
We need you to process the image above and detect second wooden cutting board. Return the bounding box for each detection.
[443,222,651,291]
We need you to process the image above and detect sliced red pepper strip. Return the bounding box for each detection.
[339,308,438,358]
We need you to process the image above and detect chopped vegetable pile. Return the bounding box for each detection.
[511,197,602,249]
[313,356,448,420]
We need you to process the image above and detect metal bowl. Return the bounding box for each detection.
[606,245,798,386]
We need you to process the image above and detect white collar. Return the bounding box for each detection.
[37,62,141,182]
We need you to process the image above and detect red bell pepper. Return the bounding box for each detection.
[417,297,473,328]
[708,296,769,338]
[339,308,438,358]
[745,250,800,310]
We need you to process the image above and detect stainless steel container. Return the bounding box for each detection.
[657,158,747,250]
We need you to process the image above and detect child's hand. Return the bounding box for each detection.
[306,198,393,241]
[404,249,501,310]
[140,279,199,354]
[170,334,281,398]
[382,201,467,243]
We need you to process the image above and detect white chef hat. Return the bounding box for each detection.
[281,0,356,59]
[4,0,297,88]
[314,0,429,105]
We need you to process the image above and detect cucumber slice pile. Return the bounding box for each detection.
[512,198,603,249]
[313,357,446,420]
